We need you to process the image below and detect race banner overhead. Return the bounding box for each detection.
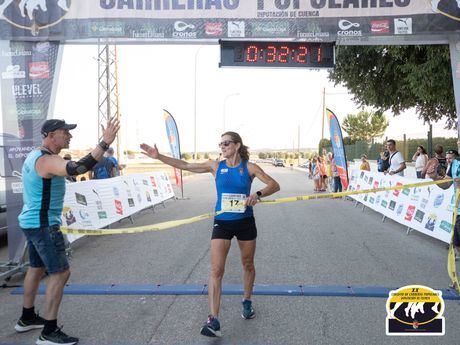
[0,1,459,42]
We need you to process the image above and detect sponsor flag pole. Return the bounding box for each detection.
[327,108,349,190]
[163,109,185,199]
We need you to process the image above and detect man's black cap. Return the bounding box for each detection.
[41,119,77,137]
[446,149,459,156]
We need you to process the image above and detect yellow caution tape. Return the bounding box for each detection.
[61,178,452,236]
[448,189,460,293]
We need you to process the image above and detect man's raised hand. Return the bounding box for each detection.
[140,143,159,160]
[101,116,120,145]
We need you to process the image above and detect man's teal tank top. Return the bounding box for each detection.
[214,159,253,221]
[18,149,66,229]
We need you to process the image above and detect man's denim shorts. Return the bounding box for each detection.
[21,224,69,274]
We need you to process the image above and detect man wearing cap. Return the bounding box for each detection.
[15,117,119,345]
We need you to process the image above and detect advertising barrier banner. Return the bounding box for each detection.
[62,171,175,243]
[0,1,459,41]
[0,40,61,262]
[348,169,454,244]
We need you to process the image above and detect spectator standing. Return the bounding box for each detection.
[385,139,406,176]
[330,153,342,193]
[311,157,320,192]
[359,154,371,171]
[105,147,122,176]
[422,144,447,180]
[317,156,327,192]
[446,149,459,178]
[89,156,115,179]
[412,145,429,178]
[377,149,390,173]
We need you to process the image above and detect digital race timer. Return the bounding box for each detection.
[219,41,335,68]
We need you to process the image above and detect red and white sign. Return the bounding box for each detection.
[205,22,223,36]
[371,20,390,34]
[29,61,50,79]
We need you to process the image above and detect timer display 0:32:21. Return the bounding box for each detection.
[244,44,321,64]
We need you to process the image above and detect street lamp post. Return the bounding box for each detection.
[223,92,240,133]
[194,45,204,161]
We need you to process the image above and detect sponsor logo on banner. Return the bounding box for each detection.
[252,21,290,37]
[79,210,90,220]
[63,207,76,226]
[393,182,403,196]
[425,214,437,231]
[146,191,151,202]
[113,187,119,197]
[97,211,107,219]
[414,210,425,223]
[369,197,375,204]
[115,199,123,215]
[132,25,166,38]
[297,22,329,39]
[205,22,223,36]
[142,179,148,186]
[11,182,23,193]
[89,22,125,37]
[396,204,404,216]
[228,21,245,37]
[386,285,445,335]
[381,200,388,208]
[75,193,87,206]
[173,21,197,38]
[394,18,412,35]
[420,198,429,209]
[376,195,381,204]
[12,83,42,98]
[2,65,25,79]
[137,194,142,203]
[371,20,390,34]
[1,49,31,57]
[0,0,71,35]
[150,176,157,187]
[433,194,444,208]
[128,198,135,207]
[29,61,49,79]
[439,220,452,232]
[402,188,410,196]
[368,177,374,185]
[337,19,362,37]
[404,205,416,221]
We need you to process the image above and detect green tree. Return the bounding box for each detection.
[181,152,191,160]
[258,152,267,159]
[204,153,210,159]
[329,45,456,128]
[342,110,389,142]
[318,138,331,155]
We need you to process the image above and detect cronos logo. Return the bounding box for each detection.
[0,0,71,36]
[432,0,460,20]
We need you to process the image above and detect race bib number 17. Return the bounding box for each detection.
[221,193,246,213]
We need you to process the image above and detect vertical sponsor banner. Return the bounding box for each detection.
[163,109,183,197]
[0,40,61,262]
[327,108,349,190]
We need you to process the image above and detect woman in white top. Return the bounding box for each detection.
[412,145,428,178]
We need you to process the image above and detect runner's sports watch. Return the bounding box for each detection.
[256,191,262,200]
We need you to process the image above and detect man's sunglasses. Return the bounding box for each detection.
[218,140,235,147]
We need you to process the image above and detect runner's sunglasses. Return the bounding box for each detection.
[218,140,235,147]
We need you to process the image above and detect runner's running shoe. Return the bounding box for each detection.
[36,326,79,345]
[241,299,255,319]
[200,315,221,337]
[15,313,45,333]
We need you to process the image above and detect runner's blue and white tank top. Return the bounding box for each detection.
[215,159,253,221]
[18,149,66,229]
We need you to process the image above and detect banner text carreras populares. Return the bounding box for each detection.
[0,1,459,41]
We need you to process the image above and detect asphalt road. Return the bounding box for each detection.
[0,164,459,345]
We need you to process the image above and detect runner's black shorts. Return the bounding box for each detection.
[212,216,257,241]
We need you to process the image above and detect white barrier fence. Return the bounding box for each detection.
[62,172,175,243]
[348,169,454,244]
